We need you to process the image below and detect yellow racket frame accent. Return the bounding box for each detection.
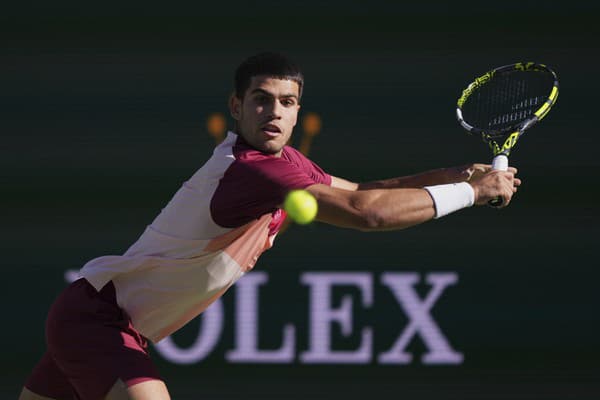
[489,131,520,156]
[534,85,559,120]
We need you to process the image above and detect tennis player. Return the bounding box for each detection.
[19,52,520,400]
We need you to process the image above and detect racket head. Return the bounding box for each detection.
[456,62,559,156]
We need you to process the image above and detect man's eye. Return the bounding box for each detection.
[282,99,295,106]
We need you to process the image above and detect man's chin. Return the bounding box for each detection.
[256,136,286,154]
[239,131,286,155]
[260,143,284,156]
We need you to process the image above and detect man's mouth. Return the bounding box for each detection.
[262,124,282,137]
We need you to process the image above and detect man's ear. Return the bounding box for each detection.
[292,103,301,126]
[229,93,241,120]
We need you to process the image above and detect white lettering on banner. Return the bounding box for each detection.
[63,269,462,365]
[378,272,463,364]
[226,272,296,363]
[300,272,373,364]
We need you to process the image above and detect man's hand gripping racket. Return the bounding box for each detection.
[456,62,559,207]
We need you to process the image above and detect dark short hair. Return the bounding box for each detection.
[234,52,304,100]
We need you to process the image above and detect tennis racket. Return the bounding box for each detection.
[456,62,559,206]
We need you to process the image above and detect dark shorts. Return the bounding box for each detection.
[24,278,162,400]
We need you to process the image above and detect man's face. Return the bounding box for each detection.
[230,75,300,156]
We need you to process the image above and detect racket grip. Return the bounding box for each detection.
[491,154,509,171]
[489,154,508,207]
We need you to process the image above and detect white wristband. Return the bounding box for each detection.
[424,182,475,219]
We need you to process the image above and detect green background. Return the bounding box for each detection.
[2,1,599,399]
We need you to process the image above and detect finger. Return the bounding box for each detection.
[508,166,518,174]
[513,178,522,187]
[502,190,513,207]
[502,171,516,182]
[500,171,515,182]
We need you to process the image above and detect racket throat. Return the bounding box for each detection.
[486,130,521,158]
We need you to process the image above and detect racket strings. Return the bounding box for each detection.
[462,71,553,137]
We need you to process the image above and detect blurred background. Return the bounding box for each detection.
[2,1,599,399]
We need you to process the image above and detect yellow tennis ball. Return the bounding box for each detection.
[284,190,318,225]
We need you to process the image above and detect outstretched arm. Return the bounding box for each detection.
[307,168,520,231]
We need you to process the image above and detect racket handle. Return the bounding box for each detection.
[489,154,508,207]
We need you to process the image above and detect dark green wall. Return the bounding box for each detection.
[3,2,599,399]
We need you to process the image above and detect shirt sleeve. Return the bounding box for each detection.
[281,145,332,186]
[210,151,331,228]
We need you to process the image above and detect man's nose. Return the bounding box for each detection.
[266,100,282,119]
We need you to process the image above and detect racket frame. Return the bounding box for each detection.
[456,62,559,158]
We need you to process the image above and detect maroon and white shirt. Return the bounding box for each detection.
[80,131,331,342]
